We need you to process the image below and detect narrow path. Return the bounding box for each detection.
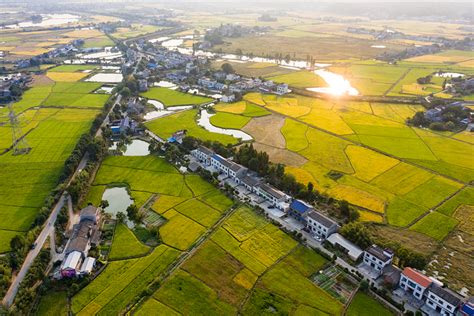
[127,205,239,314]
[261,105,467,185]
[383,68,411,97]
[406,184,468,228]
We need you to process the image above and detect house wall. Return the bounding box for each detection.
[399,275,427,300]
[426,291,457,316]
[363,252,391,274]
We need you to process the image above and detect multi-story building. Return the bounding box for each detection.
[399,267,432,300]
[363,245,394,276]
[426,285,462,316]
[192,146,214,166]
[305,210,339,240]
[255,183,287,206]
[288,199,312,222]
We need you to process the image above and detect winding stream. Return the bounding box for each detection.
[197,109,253,141]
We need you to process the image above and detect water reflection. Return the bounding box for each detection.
[307,69,359,96]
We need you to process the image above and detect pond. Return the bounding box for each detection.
[198,109,253,141]
[306,69,359,96]
[6,14,79,29]
[102,187,134,228]
[123,140,150,156]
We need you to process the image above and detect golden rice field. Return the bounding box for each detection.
[236,92,473,237]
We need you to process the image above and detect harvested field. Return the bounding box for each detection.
[241,114,286,148]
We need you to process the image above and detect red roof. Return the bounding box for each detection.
[402,267,432,288]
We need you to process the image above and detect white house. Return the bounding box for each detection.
[363,245,394,277]
[255,183,287,206]
[239,175,260,192]
[399,267,432,300]
[426,285,462,316]
[192,146,214,166]
[221,93,236,103]
[326,233,363,261]
[276,83,289,95]
[305,210,339,239]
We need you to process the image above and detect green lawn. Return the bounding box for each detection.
[346,291,393,316]
[109,223,150,260]
[141,87,212,106]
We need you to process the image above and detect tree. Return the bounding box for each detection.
[340,222,372,249]
[100,200,109,209]
[10,235,25,252]
[221,63,235,74]
[120,87,131,97]
[116,212,126,223]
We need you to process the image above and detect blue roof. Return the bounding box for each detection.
[168,137,176,142]
[212,154,224,162]
[290,200,312,214]
[462,303,474,316]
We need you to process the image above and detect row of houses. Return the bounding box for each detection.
[60,205,100,278]
[191,144,472,315]
[399,267,471,316]
[192,146,339,240]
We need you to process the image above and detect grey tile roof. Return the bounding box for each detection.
[259,183,285,199]
[366,245,391,262]
[429,285,462,306]
[307,211,337,228]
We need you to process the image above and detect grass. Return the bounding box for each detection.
[145,109,238,145]
[174,199,221,228]
[36,291,68,316]
[209,112,251,129]
[135,298,180,316]
[43,93,109,108]
[160,209,207,250]
[72,245,180,315]
[141,87,211,106]
[437,187,474,216]
[154,269,237,315]
[181,241,247,306]
[49,65,97,72]
[346,291,393,316]
[197,191,233,212]
[257,262,343,315]
[281,245,327,277]
[109,223,150,260]
[242,288,294,315]
[0,108,99,252]
[410,212,458,240]
[152,195,186,214]
[346,145,399,182]
[46,72,89,82]
[268,71,326,88]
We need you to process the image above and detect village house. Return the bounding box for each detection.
[399,267,433,300]
[61,205,100,278]
[239,175,260,192]
[276,83,289,95]
[425,285,462,316]
[362,245,394,277]
[460,297,474,316]
[221,93,236,103]
[288,199,313,222]
[305,210,339,240]
[326,233,363,261]
[254,183,288,207]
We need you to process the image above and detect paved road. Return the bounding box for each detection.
[2,92,123,308]
[2,193,67,307]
